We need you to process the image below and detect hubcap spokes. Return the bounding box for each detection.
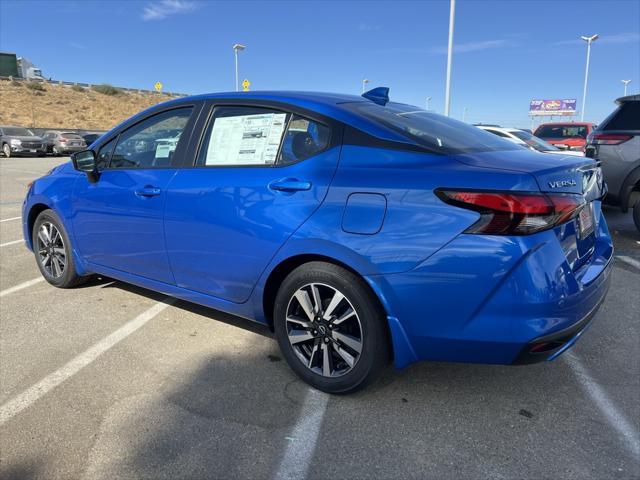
[286,283,363,377]
[36,222,66,278]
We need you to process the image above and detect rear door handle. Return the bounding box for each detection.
[268,178,312,193]
[135,186,162,197]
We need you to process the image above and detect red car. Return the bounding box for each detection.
[533,122,596,152]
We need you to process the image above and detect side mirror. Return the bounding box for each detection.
[71,150,99,183]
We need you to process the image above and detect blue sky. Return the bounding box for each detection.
[1,0,639,127]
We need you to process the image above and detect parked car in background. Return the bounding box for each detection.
[534,122,595,152]
[22,89,612,393]
[0,126,46,157]
[42,131,87,155]
[586,94,640,231]
[80,131,107,148]
[477,125,584,156]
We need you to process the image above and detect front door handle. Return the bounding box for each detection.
[268,178,312,193]
[135,186,162,197]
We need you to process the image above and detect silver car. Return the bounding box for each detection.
[42,131,87,156]
[0,126,46,157]
[586,94,640,231]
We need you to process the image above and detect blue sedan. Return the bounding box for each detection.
[22,88,613,393]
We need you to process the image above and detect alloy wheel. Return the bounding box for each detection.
[36,222,66,278]
[285,283,363,377]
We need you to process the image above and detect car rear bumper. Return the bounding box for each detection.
[366,207,614,368]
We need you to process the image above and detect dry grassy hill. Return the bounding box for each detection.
[0,79,181,131]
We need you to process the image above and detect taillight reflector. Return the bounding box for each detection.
[589,133,633,145]
[436,190,583,235]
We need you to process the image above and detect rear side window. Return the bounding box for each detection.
[601,102,640,131]
[346,102,519,154]
[279,115,330,165]
[535,125,588,139]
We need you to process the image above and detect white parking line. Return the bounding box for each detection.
[0,239,23,248]
[0,277,45,298]
[565,352,640,458]
[616,255,640,271]
[0,216,21,223]
[0,299,174,426]
[274,388,329,480]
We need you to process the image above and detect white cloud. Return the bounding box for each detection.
[554,32,640,46]
[430,39,514,54]
[358,23,380,32]
[142,0,197,21]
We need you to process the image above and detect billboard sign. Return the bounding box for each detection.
[529,99,577,116]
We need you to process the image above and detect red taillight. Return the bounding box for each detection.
[589,133,633,145]
[436,190,583,235]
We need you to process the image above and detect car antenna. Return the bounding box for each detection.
[362,87,390,106]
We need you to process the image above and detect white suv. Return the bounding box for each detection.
[476,126,584,157]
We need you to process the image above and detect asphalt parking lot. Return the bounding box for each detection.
[0,156,638,480]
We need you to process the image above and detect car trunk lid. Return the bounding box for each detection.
[452,149,605,272]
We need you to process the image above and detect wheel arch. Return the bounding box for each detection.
[26,202,52,249]
[620,165,640,212]
[260,253,395,364]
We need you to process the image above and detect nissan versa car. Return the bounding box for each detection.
[22,89,613,393]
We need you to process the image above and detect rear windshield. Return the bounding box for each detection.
[346,102,519,154]
[601,102,640,131]
[535,124,588,139]
[511,130,558,151]
[61,133,82,139]
[2,127,35,136]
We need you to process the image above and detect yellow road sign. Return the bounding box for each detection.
[154,81,163,92]
[242,79,250,91]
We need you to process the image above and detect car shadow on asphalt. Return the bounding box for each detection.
[96,276,273,339]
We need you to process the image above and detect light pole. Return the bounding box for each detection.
[362,78,370,93]
[580,34,598,122]
[444,0,456,116]
[426,96,432,110]
[233,43,246,92]
[622,79,631,96]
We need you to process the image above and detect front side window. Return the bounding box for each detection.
[109,107,193,169]
[346,102,519,154]
[96,137,116,170]
[197,106,288,166]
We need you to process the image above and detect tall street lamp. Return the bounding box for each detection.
[444,0,456,116]
[233,43,246,92]
[426,96,432,110]
[622,79,631,96]
[362,78,370,93]
[580,34,598,122]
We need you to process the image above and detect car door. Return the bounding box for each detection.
[72,104,200,284]
[164,103,341,303]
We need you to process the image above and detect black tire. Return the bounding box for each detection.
[32,209,86,288]
[274,261,390,394]
[633,199,640,233]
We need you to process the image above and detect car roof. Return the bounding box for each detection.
[535,122,594,126]
[106,90,416,145]
[615,94,640,105]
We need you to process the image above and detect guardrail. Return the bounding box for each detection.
[0,75,188,97]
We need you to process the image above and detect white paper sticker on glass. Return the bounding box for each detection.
[205,113,287,165]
